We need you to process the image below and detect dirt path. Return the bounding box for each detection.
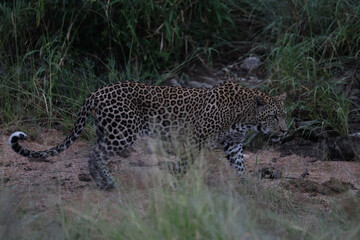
[1,129,359,212]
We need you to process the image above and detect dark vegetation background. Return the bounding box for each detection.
[0,0,359,139]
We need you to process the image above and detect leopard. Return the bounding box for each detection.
[9,81,287,189]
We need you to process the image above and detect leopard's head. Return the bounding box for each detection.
[255,93,287,142]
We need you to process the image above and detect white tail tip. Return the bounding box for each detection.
[9,131,28,146]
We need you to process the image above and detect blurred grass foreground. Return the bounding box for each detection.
[1,154,360,240]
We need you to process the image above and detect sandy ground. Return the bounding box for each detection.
[1,129,360,212]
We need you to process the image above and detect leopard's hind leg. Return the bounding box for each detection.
[164,140,201,179]
[88,137,138,190]
[88,113,116,189]
[88,144,115,189]
[88,105,140,189]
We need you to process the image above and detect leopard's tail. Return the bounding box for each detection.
[9,95,94,159]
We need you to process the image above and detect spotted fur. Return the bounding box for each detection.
[9,81,287,189]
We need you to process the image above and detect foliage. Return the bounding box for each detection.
[1,0,359,135]
[0,0,240,127]
[244,0,360,135]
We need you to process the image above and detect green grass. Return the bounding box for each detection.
[244,0,360,135]
[1,0,358,135]
[1,0,359,136]
[0,0,241,128]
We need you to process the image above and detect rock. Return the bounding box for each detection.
[185,79,218,89]
[278,137,320,158]
[160,77,182,87]
[161,75,222,89]
[78,173,92,182]
[321,136,360,161]
[259,167,282,179]
[240,56,261,71]
[278,133,360,161]
[349,132,360,137]
[271,169,283,179]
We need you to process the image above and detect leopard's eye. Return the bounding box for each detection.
[270,114,279,121]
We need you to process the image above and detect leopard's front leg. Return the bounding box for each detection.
[219,128,247,175]
[223,141,245,174]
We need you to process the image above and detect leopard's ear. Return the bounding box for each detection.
[278,93,287,101]
[255,96,266,108]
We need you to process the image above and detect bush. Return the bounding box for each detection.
[244,0,360,135]
[0,0,241,126]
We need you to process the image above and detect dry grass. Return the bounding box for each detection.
[1,131,360,239]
